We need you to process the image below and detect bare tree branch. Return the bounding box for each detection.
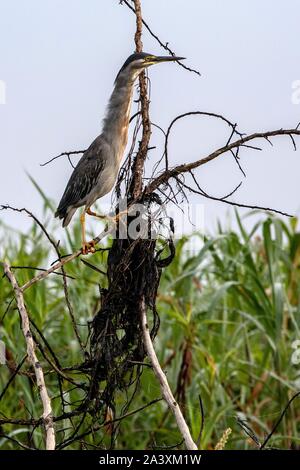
[120,0,201,76]
[140,299,198,450]
[129,0,151,199]
[0,355,27,402]
[40,150,86,168]
[145,127,300,197]
[162,110,244,172]
[2,263,55,450]
[2,0,300,451]
[57,397,163,450]
[176,175,294,218]
[9,265,75,279]
[0,204,86,351]
[20,226,112,291]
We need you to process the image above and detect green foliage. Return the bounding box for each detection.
[0,205,300,449]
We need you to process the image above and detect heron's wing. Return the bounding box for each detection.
[55,136,105,217]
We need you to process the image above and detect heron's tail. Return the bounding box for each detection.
[55,206,77,227]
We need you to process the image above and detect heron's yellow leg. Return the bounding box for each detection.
[80,211,86,244]
[80,210,96,254]
[86,209,125,229]
[86,207,129,239]
[86,208,105,219]
[87,207,128,224]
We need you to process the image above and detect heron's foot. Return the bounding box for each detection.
[81,240,96,255]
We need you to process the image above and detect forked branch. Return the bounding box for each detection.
[145,127,300,195]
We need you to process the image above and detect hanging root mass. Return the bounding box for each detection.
[86,209,174,418]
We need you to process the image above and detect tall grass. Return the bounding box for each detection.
[0,201,299,449]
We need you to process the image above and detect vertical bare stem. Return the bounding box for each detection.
[140,299,198,450]
[3,263,55,450]
[130,0,151,198]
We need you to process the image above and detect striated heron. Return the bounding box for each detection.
[55,52,184,253]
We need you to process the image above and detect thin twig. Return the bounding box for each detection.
[0,355,27,402]
[57,397,162,450]
[40,150,86,167]
[163,111,244,171]
[120,0,201,76]
[10,265,75,280]
[260,391,300,450]
[196,394,205,449]
[176,176,294,218]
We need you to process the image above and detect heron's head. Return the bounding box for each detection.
[115,52,185,82]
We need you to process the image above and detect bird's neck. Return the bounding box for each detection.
[101,73,138,164]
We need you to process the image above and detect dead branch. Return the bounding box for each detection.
[40,114,142,171]
[129,0,151,199]
[175,175,294,218]
[10,265,75,280]
[0,355,27,402]
[145,127,300,195]
[162,111,244,172]
[57,397,162,450]
[120,0,201,76]
[140,299,197,450]
[0,204,58,248]
[40,150,86,168]
[3,263,55,450]
[0,204,85,351]
[1,0,299,451]
[20,226,112,291]
[0,396,162,450]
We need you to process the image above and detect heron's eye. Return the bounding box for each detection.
[145,56,155,62]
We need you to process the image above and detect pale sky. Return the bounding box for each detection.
[0,0,300,238]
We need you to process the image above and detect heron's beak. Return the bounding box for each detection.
[153,56,186,63]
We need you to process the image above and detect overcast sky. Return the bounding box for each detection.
[0,0,300,239]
